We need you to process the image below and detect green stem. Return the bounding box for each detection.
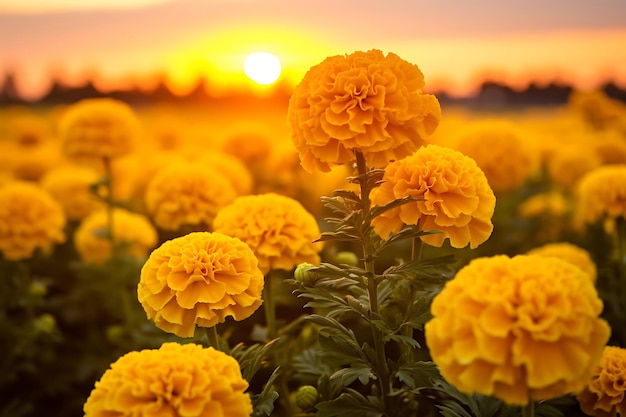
[103,156,115,246]
[521,400,535,417]
[355,151,390,409]
[263,269,278,341]
[402,236,424,359]
[206,326,222,351]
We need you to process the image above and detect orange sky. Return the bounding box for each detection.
[1,0,626,100]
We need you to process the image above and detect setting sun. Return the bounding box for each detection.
[243,52,282,85]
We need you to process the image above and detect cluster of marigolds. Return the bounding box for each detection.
[2,49,626,417]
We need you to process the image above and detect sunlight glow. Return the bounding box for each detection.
[243,52,282,85]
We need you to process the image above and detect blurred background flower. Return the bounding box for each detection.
[0,180,66,261]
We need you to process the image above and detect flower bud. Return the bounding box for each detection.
[33,314,56,334]
[28,281,48,297]
[295,385,319,411]
[294,262,318,285]
[334,251,359,266]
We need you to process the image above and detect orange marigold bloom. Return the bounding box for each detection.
[371,144,495,249]
[138,232,264,337]
[213,193,322,274]
[40,164,104,221]
[0,181,66,261]
[425,255,610,406]
[74,208,158,265]
[287,49,441,173]
[144,162,238,231]
[83,342,252,417]
[576,165,626,224]
[453,120,540,192]
[577,345,626,417]
[526,242,598,283]
[58,98,140,160]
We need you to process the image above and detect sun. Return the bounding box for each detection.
[243,52,282,85]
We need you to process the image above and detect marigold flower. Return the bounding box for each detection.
[0,181,66,261]
[576,165,626,224]
[213,193,322,274]
[453,120,540,192]
[577,345,626,417]
[287,49,441,172]
[58,98,140,160]
[138,232,264,337]
[11,143,63,181]
[40,164,104,221]
[425,255,611,406]
[526,242,597,283]
[371,144,495,249]
[518,191,569,219]
[83,342,252,417]
[74,208,158,265]
[183,150,254,196]
[144,162,238,231]
[546,147,602,191]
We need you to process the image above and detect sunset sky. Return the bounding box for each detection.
[1,0,626,100]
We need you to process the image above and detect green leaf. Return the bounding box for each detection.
[251,367,280,417]
[330,363,375,386]
[230,340,276,382]
[374,226,442,255]
[315,389,384,417]
[368,196,425,220]
[332,189,361,204]
[394,361,440,389]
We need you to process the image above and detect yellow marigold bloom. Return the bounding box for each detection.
[144,162,238,231]
[569,89,626,131]
[576,165,626,224]
[213,193,322,274]
[526,242,597,283]
[138,232,264,337]
[425,255,611,406]
[577,345,626,417]
[454,120,540,192]
[0,181,66,261]
[74,208,158,265]
[58,98,139,160]
[83,342,252,417]
[11,143,63,182]
[518,191,569,219]
[546,147,602,191]
[40,164,104,221]
[371,144,495,249]
[287,49,441,172]
[182,150,254,196]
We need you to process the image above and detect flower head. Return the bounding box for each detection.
[213,193,322,274]
[526,242,597,283]
[58,98,140,160]
[74,208,158,265]
[425,255,610,405]
[40,164,104,221]
[0,181,66,260]
[577,345,626,417]
[83,342,252,417]
[371,144,495,249]
[288,49,441,172]
[453,120,540,192]
[576,165,626,225]
[138,232,264,337]
[144,162,238,231]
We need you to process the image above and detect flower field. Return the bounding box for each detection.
[1,50,626,417]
